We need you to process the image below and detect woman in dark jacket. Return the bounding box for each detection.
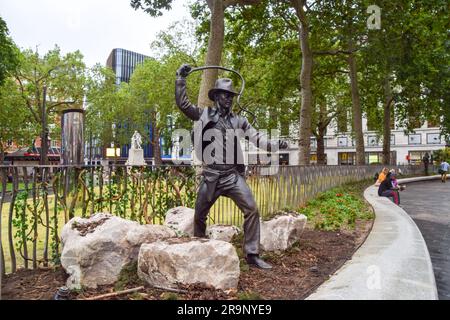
[378,172,399,205]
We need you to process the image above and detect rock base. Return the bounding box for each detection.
[61,213,175,289]
[138,238,240,291]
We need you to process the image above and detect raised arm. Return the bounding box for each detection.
[241,117,288,152]
[175,64,202,121]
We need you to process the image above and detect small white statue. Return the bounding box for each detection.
[131,131,142,150]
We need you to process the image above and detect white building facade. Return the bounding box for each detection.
[286,117,447,166]
[168,116,447,166]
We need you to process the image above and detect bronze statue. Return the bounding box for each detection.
[175,64,288,269]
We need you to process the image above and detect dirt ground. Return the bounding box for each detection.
[1,218,372,300]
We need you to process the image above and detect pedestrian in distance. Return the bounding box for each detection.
[423,152,430,176]
[439,160,449,183]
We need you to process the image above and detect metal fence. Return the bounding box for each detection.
[0,164,426,274]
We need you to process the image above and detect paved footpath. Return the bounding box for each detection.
[400,180,450,300]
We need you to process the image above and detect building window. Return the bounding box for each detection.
[367,135,379,146]
[366,152,380,164]
[427,133,440,145]
[310,138,317,149]
[50,140,59,148]
[280,153,290,165]
[338,152,355,165]
[310,153,327,165]
[391,135,395,145]
[7,139,13,146]
[408,134,422,145]
[365,151,397,165]
[408,151,431,165]
[337,137,348,147]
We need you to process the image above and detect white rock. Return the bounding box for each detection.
[207,225,240,242]
[60,213,176,289]
[138,238,240,291]
[164,206,195,236]
[260,214,307,252]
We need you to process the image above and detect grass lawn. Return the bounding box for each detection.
[0,182,26,193]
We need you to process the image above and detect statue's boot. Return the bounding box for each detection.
[246,254,272,269]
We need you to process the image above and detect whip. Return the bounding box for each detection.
[186,65,257,125]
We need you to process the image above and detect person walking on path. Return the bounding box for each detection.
[423,152,430,176]
[439,160,449,183]
[378,172,399,205]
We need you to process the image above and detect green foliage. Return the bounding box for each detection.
[432,147,450,163]
[161,292,179,300]
[12,191,31,252]
[115,261,142,291]
[0,16,20,86]
[300,181,374,231]
[129,292,145,300]
[130,0,174,17]
[238,291,262,300]
[360,0,448,133]
[10,46,86,151]
[0,78,36,157]
[49,215,60,264]
[230,231,251,272]
[85,64,127,148]
[97,166,197,223]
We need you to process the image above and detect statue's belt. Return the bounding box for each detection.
[202,166,239,201]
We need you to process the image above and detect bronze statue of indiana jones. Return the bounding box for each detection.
[175,64,288,269]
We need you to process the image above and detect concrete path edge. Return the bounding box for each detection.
[306,175,440,300]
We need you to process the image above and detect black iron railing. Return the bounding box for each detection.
[0,164,426,274]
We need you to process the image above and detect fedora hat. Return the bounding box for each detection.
[208,78,238,101]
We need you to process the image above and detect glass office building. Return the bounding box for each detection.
[103,49,154,160]
[106,48,149,84]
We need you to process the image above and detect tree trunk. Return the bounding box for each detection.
[293,0,313,165]
[40,128,49,165]
[0,148,4,165]
[40,87,48,165]
[382,75,393,165]
[316,100,327,165]
[197,0,225,108]
[316,130,326,165]
[347,45,365,165]
[152,127,162,166]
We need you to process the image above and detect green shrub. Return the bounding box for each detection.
[299,181,374,231]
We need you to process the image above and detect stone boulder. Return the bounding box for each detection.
[164,206,195,236]
[260,213,307,252]
[61,213,176,289]
[138,238,240,291]
[206,225,240,242]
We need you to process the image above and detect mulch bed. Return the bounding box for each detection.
[1,219,372,300]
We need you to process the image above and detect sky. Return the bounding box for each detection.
[1,0,191,67]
